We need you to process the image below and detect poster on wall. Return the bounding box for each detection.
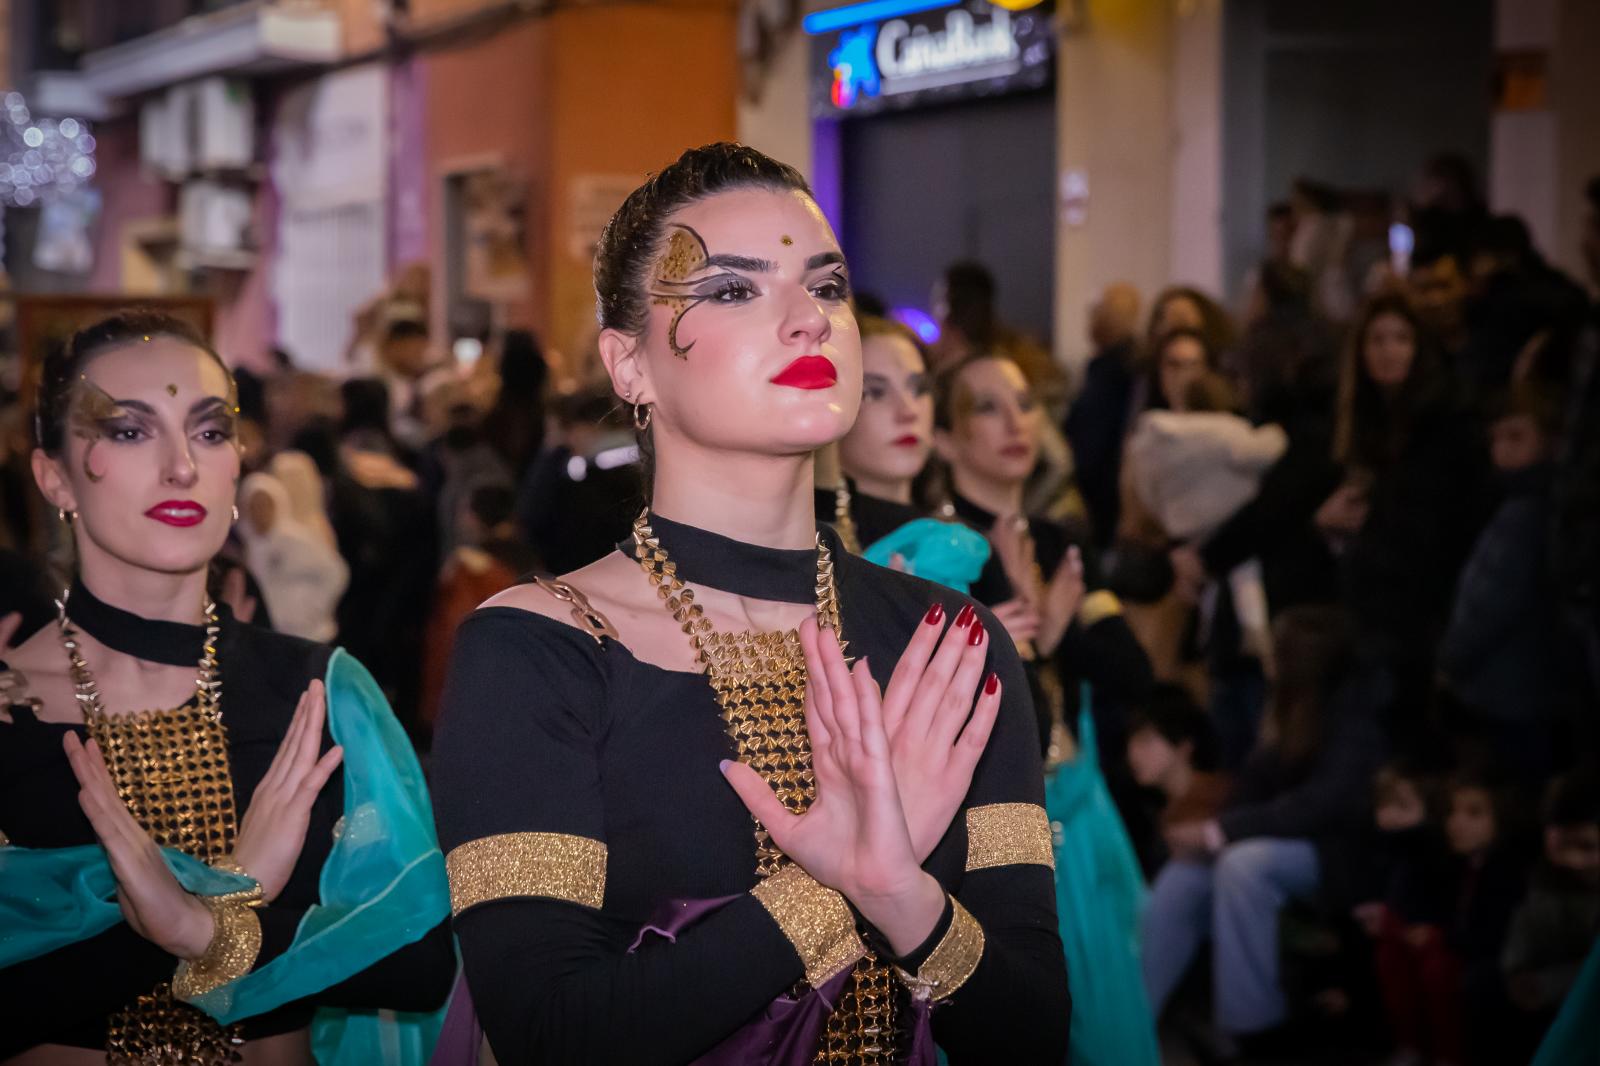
[462,168,530,303]
[807,0,1055,118]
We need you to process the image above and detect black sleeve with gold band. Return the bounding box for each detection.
[433,565,1069,1065]
[434,609,853,1066]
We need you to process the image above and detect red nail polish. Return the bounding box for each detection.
[955,604,976,628]
[984,672,1000,695]
[924,602,945,626]
[968,619,986,645]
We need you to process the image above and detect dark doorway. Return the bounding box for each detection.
[837,89,1056,347]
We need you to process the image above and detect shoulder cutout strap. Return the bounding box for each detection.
[530,577,620,645]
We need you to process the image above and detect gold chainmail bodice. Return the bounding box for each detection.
[59,594,245,1065]
[632,513,904,1064]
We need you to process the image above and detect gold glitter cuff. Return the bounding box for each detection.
[750,864,866,987]
[1077,589,1124,628]
[896,896,984,1001]
[172,896,263,1000]
[446,832,607,915]
[965,803,1055,872]
[209,854,265,907]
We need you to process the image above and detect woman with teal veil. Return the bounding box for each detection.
[0,310,453,1065]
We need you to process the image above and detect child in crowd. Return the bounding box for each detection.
[1373,774,1529,1066]
[1501,771,1600,1051]
[1351,763,1447,940]
[1125,683,1230,874]
[1438,387,1564,781]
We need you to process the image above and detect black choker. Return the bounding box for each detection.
[620,512,832,605]
[63,579,222,667]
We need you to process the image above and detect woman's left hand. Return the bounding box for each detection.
[1035,545,1086,656]
[63,732,215,959]
[232,680,344,901]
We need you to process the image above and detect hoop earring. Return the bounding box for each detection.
[633,402,652,432]
[58,508,74,525]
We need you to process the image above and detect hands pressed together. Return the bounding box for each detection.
[721,603,1003,955]
[60,678,342,960]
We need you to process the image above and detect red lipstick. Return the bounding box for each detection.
[770,355,837,390]
[892,434,922,448]
[145,500,208,527]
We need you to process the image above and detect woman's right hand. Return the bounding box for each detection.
[876,604,1002,863]
[720,619,945,956]
[231,681,343,901]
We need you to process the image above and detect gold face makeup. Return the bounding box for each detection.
[649,225,712,359]
[67,369,242,485]
[68,377,126,482]
[781,235,794,246]
[646,219,853,361]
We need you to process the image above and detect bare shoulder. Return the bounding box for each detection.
[1,624,72,725]
[478,552,655,637]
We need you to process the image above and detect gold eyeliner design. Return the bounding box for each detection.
[68,377,126,483]
[649,225,711,359]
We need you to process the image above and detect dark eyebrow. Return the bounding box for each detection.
[702,253,778,273]
[807,251,846,271]
[188,396,233,419]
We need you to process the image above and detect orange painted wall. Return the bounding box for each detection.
[420,1,738,371]
[545,1,739,364]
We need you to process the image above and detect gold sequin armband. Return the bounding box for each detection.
[895,896,985,1002]
[750,863,866,988]
[172,896,263,1000]
[965,803,1056,873]
[446,832,607,915]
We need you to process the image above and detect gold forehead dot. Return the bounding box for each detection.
[166,384,178,397]
[781,235,794,246]
[142,335,151,342]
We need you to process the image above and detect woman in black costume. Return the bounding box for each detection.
[431,145,1070,1064]
[0,311,454,1065]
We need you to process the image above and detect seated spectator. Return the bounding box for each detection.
[1126,683,1231,877]
[1439,386,1563,781]
[1127,682,1231,828]
[1374,773,1530,1066]
[1141,606,1388,1054]
[1502,771,1600,1047]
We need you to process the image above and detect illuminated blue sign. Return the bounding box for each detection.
[809,0,1054,117]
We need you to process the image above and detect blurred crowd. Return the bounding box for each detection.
[2,151,1597,1065]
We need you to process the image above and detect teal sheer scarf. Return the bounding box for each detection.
[861,518,991,594]
[1044,707,1161,1066]
[0,648,451,1065]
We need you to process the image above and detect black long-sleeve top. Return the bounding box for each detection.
[431,514,1070,1065]
[0,603,455,1057]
